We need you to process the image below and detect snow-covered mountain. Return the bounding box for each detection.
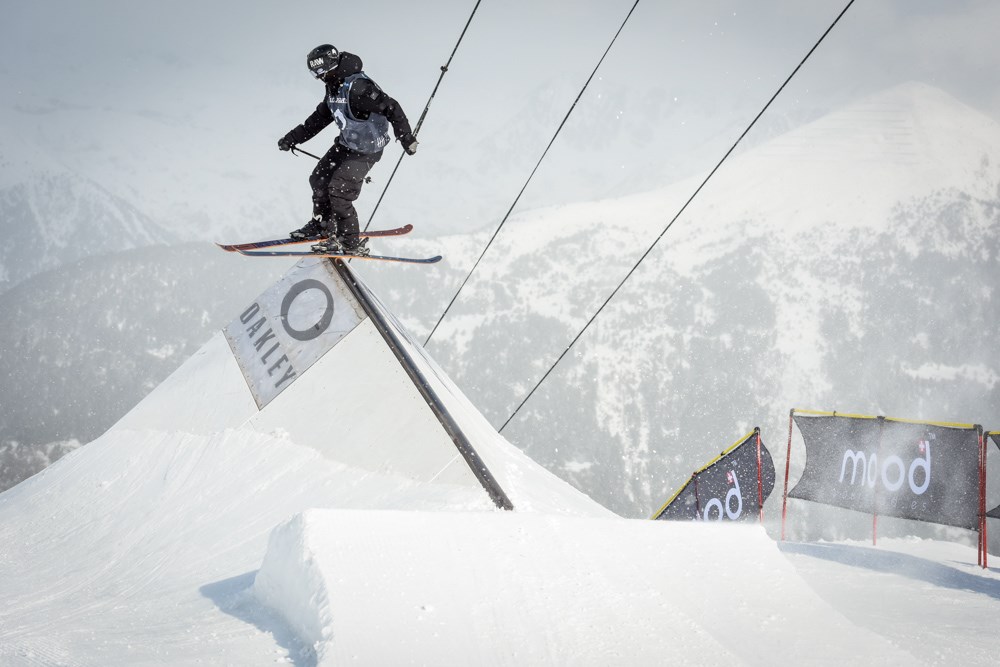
[0,131,174,292]
[0,243,274,489]
[367,82,1000,519]
[0,79,303,294]
[2,83,997,522]
[0,439,79,492]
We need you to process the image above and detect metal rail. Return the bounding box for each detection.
[331,258,514,511]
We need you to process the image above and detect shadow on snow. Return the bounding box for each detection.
[200,571,317,667]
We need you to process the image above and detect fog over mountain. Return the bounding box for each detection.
[0,132,173,291]
[3,83,997,527]
[0,244,275,486]
[3,2,1000,510]
[374,82,1000,517]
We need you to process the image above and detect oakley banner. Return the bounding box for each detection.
[788,414,981,530]
[988,433,1000,520]
[224,259,366,409]
[655,431,776,522]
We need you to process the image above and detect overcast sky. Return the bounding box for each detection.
[6,1,998,109]
[3,0,1000,236]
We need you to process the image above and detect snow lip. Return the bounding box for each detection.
[253,511,333,663]
[252,509,917,665]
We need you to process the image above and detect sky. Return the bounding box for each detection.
[4,0,1000,238]
[6,1,1000,109]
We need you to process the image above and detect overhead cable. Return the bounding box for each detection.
[498,0,858,433]
[361,0,484,233]
[424,0,644,345]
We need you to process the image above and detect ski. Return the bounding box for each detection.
[235,248,442,264]
[216,223,413,252]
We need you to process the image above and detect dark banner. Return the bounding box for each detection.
[988,433,1000,519]
[788,413,981,530]
[654,430,776,522]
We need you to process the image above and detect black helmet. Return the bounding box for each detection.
[307,44,340,79]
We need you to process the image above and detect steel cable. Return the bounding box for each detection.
[498,0,858,432]
[361,0,484,233]
[424,0,644,345]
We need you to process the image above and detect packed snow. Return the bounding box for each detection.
[2,261,999,665]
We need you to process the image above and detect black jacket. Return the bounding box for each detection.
[285,52,412,148]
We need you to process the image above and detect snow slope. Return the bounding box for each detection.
[2,257,1000,664]
[0,258,606,663]
[0,428,488,665]
[109,258,609,516]
[4,429,998,665]
[780,538,1000,666]
[255,510,915,666]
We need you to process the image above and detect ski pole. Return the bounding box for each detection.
[290,146,371,182]
[290,146,321,161]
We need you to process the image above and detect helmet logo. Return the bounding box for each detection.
[307,45,339,78]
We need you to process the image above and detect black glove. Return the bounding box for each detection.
[400,133,418,156]
[278,134,296,152]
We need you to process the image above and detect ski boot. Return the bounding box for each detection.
[311,235,346,254]
[341,238,371,257]
[290,215,326,240]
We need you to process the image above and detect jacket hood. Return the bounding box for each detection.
[324,51,363,87]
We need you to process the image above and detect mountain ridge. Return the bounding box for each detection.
[2,83,997,522]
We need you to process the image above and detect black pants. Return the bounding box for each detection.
[309,142,382,245]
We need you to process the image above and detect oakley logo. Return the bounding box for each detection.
[839,441,931,495]
[702,470,743,521]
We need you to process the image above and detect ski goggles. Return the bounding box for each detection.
[308,48,340,79]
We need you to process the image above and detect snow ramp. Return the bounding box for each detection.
[0,258,918,665]
[254,510,913,666]
[0,257,608,664]
[113,257,607,516]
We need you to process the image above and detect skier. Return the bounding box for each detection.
[278,44,418,256]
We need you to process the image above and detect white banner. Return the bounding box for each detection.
[224,259,366,409]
